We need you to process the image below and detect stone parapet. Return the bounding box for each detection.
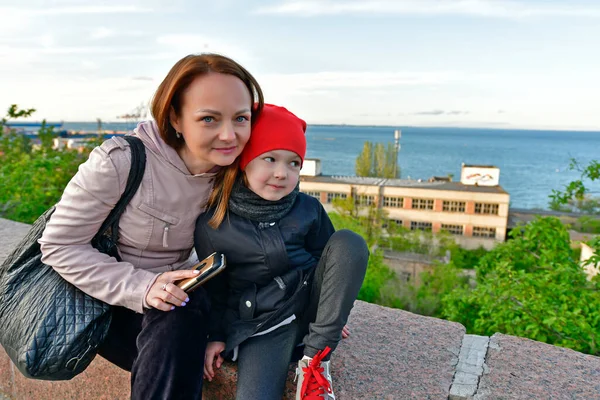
[1,218,600,399]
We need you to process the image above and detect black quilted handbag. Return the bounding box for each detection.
[0,136,146,380]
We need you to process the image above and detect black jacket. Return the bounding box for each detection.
[194,193,335,355]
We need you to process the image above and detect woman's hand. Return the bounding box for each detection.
[204,341,226,381]
[342,325,350,339]
[145,269,201,311]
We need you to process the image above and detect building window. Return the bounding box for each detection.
[473,226,496,238]
[383,196,404,208]
[383,219,403,229]
[355,194,375,206]
[399,271,412,283]
[410,221,432,231]
[441,224,464,235]
[474,203,499,215]
[442,200,466,213]
[326,192,347,203]
[302,191,320,199]
[413,198,434,210]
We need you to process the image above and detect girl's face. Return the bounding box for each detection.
[244,150,302,201]
[170,72,252,174]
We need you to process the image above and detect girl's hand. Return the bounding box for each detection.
[145,269,200,311]
[342,325,350,339]
[204,341,226,381]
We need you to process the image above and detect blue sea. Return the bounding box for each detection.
[60,122,600,209]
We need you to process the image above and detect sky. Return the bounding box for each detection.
[1,0,599,130]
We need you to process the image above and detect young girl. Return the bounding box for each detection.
[195,104,369,399]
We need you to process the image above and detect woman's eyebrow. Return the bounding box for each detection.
[194,108,251,115]
[194,108,221,115]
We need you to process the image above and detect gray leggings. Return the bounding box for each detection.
[235,229,369,400]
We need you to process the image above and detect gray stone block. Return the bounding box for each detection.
[475,333,600,399]
[449,334,490,399]
[0,218,30,264]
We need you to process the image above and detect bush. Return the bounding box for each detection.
[449,246,488,269]
[356,249,395,304]
[443,217,600,356]
[379,261,470,318]
[0,106,93,223]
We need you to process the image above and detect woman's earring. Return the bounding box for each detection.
[176,131,182,139]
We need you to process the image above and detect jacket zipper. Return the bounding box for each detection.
[162,223,170,248]
[255,277,309,331]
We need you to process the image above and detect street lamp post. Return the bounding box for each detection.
[394,129,402,179]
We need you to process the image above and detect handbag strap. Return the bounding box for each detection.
[94,136,146,243]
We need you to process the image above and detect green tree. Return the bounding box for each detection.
[355,141,373,177]
[381,228,457,258]
[330,196,389,247]
[379,261,470,318]
[356,250,395,304]
[550,159,600,213]
[443,217,600,355]
[355,141,400,178]
[0,105,93,223]
[328,207,396,304]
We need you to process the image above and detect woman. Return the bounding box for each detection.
[39,53,264,399]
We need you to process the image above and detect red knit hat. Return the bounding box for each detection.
[240,104,307,171]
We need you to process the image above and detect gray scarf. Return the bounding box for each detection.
[229,175,299,222]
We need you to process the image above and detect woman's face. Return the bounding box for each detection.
[171,72,252,174]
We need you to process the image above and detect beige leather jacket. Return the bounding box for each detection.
[39,121,217,313]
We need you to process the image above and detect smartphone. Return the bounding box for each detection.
[175,252,226,293]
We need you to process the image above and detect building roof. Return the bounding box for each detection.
[300,175,509,194]
[508,208,600,230]
[462,163,499,169]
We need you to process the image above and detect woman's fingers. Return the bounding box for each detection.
[146,269,200,311]
[147,296,174,311]
[160,270,200,302]
[158,282,189,306]
[164,268,201,281]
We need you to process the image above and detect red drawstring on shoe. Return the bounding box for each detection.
[300,346,333,400]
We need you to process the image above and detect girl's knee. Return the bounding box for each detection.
[328,230,369,261]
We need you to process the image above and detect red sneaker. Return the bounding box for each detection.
[295,346,335,400]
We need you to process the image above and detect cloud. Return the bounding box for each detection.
[0,4,152,39]
[413,110,470,116]
[40,34,56,48]
[414,109,445,116]
[0,74,156,121]
[260,70,460,94]
[254,0,600,18]
[0,8,33,34]
[81,60,99,69]
[90,27,116,40]
[155,34,255,64]
[37,5,153,15]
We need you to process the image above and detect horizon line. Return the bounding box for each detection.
[15,121,600,134]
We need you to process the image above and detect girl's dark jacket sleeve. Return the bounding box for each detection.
[194,219,228,343]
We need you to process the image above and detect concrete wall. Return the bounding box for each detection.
[3,218,599,399]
